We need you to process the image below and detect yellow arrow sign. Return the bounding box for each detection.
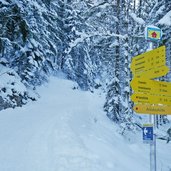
[131,57,165,74]
[133,104,171,115]
[131,46,166,74]
[131,93,171,105]
[131,46,165,64]
[133,65,169,79]
[131,78,171,96]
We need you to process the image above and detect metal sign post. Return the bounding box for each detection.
[131,25,168,171]
[145,26,162,171]
[148,42,157,171]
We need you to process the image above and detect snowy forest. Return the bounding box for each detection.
[1,0,171,170]
[0,0,171,132]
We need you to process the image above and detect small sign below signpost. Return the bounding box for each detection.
[143,124,153,144]
[145,26,162,41]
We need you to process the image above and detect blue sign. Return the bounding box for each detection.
[143,124,153,143]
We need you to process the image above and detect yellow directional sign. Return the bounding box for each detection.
[132,46,165,64]
[131,57,165,74]
[131,57,166,74]
[130,45,171,114]
[130,78,171,96]
[133,104,171,115]
[133,65,169,79]
[131,93,171,105]
[131,46,166,74]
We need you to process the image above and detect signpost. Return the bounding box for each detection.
[134,104,171,115]
[130,26,169,171]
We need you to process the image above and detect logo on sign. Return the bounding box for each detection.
[145,26,162,41]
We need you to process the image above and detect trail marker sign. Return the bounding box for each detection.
[131,93,171,105]
[130,78,171,96]
[131,46,166,74]
[134,65,169,79]
[143,124,153,144]
[134,104,171,115]
[145,26,162,41]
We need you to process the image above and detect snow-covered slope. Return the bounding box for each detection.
[0,77,170,171]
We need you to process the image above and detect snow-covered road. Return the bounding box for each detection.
[0,77,170,171]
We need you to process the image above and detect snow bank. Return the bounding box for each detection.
[0,77,170,171]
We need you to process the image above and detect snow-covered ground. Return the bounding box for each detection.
[0,77,170,171]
